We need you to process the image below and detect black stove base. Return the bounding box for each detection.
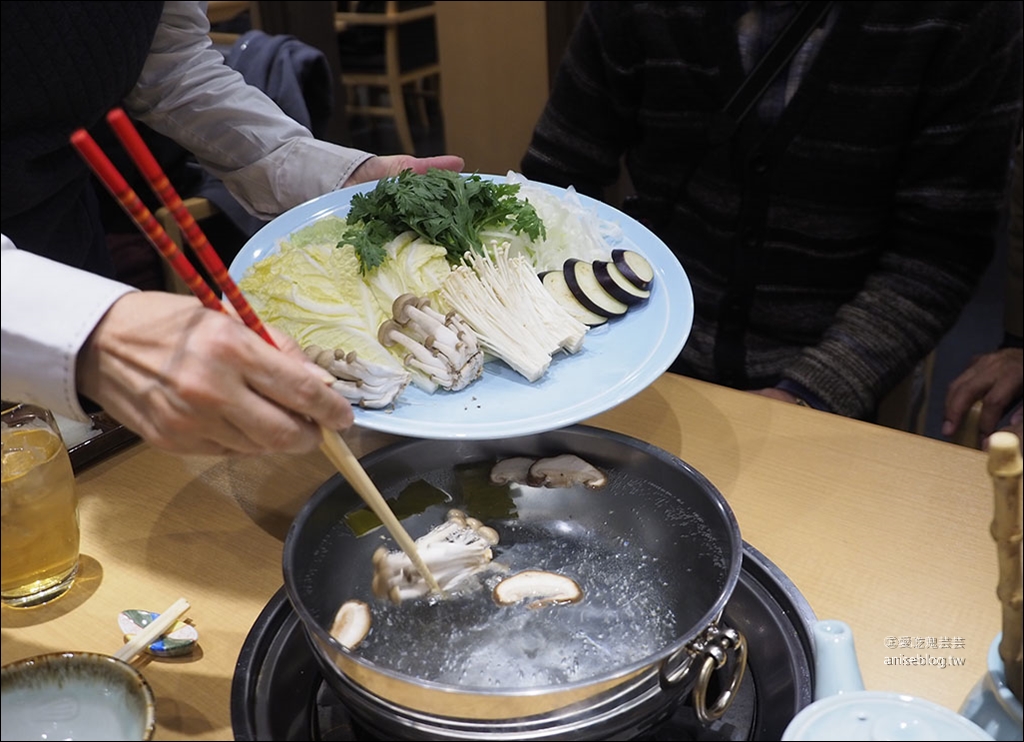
[231,543,815,741]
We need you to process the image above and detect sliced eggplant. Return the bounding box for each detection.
[611,249,654,291]
[562,259,629,319]
[593,260,651,306]
[539,270,608,327]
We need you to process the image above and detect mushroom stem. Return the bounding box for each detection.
[394,294,463,349]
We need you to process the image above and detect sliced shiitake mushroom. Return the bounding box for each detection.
[493,570,583,609]
[331,599,371,649]
[490,456,536,486]
[527,454,608,489]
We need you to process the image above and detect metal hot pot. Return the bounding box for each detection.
[281,425,748,739]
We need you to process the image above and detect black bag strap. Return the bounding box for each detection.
[708,0,835,145]
[627,0,834,229]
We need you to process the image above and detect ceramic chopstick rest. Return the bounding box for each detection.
[118,608,198,657]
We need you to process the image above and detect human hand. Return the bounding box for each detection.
[347,153,466,186]
[942,347,1024,441]
[76,292,354,456]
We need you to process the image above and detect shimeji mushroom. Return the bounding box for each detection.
[493,570,583,609]
[379,319,446,376]
[304,346,410,409]
[389,294,484,392]
[371,509,504,604]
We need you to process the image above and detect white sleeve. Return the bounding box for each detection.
[1,235,136,420]
[124,1,373,220]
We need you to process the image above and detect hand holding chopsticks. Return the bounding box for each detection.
[72,109,441,594]
[69,130,351,455]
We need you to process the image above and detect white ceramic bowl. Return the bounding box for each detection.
[1,652,156,741]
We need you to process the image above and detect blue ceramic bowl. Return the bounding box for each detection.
[1,652,156,741]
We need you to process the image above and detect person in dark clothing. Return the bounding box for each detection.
[943,133,1023,451]
[521,1,1023,422]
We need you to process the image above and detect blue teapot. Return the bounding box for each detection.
[782,620,995,741]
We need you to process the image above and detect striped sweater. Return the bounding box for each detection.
[521,1,1023,420]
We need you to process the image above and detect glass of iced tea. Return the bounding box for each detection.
[1,403,80,607]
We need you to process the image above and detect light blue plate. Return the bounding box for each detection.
[228,175,693,440]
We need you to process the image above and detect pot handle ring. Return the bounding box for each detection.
[661,625,748,723]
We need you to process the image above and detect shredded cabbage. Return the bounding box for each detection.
[477,172,621,273]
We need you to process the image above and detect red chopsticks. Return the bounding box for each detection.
[69,111,443,594]
[102,108,276,346]
[69,128,223,310]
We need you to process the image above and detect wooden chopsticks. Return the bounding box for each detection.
[71,110,441,595]
[113,597,191,664]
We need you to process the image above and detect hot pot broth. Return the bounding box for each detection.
[296,452,733,690]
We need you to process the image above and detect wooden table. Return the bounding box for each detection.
[1,374,1002,740]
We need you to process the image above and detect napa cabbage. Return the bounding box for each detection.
[239,216,459,392]
[238,219,402,374]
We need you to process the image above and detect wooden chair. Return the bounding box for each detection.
[951,400,986,449]
[155,198,222,294]
[335,1,441,155]
[875,352,935,435]
[206,1,255,45]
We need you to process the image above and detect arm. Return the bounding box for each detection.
[1,236,354,454]
[124,2,462,219]
[0,235,134,419]
[943,135,1024,447]
[123,1,369,218]
[779,3,1023,418]
[0,2,458,455]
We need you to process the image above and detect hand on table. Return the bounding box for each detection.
[76,292,354,456]
[942,347,1023,449]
